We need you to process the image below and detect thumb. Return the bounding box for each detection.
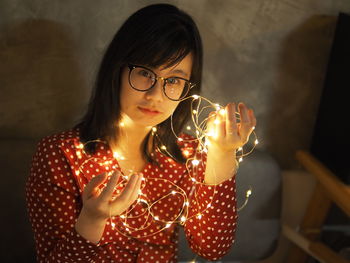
[83,173,108,200]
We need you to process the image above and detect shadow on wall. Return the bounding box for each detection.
[0,19,88,140]
[266,15,336,169]
[0,19,87,262]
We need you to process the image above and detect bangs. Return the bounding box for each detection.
[126,16,194,70]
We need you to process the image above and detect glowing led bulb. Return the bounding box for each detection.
[185,201,189,206]
[247,189,252,196]
[75,170,80,176]
[161,145,167,150]
[119,122,125,127]
[186,126,191,130]
[238,147,243,152]
[239,157,243,162]
[171,190,176,195]
[191,159,200,166]
[191,177,197,182]
[192,95,199,100]
[183,150,190,157]
[193,110,197,114]
[214,119,220,125]
[207,203,212,208]
[152,127,157,132]
[165,223,171,228]
[178,138,183,142]
[111,222,116,228]
[77,143,84,149]
[120,215,125,219]
[219,108,226,116]
[154,216,159,220]
[215,104,221,111]
[255,139,259,145]
[181,216,186,222]
[197,214,202,219]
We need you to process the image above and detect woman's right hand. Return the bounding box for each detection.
[81,171,143,220]
[75,171,143,244]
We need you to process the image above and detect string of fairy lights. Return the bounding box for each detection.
[72,94,258,259]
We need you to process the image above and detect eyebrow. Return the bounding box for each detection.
[168,69,189,78]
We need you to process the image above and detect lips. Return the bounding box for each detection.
[138,106,161,116]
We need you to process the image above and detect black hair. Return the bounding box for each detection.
[77,3,203,164]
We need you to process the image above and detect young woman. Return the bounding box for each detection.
[26,3,256,262]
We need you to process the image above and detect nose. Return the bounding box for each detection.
[145,77,165,102]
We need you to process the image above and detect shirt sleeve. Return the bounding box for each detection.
[25,136,107,262]
[178,136,238,261]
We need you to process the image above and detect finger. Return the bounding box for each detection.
[238,102,250,124]
[83,173,108,199]
[226,103,238,137]
[98,171,121,202]
[238,103,252,140]
[249,109,257,128]
[116,173,139,202]
[206,111,216,137]
[216,107,226,138]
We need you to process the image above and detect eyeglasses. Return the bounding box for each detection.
[127,64,195,101]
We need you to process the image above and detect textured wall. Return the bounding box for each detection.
[1,0,350,169]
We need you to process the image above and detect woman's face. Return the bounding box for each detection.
[120,53,193,128]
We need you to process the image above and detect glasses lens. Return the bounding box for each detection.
[164,78,190,100]
[130,67,156,91]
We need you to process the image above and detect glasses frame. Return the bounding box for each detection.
[127,64,196,101]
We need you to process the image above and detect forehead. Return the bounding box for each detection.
[152,53,193,77]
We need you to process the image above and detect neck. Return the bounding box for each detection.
[110,120,153,158]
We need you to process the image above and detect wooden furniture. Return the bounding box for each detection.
[283,150,350,263]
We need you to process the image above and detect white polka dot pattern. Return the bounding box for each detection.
[25,128,237,262]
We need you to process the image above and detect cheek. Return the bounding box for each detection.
[164,102,180,116]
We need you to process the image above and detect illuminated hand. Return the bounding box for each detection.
[206,102,257,153]
[80,171,143,221]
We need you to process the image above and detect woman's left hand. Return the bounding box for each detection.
[206,102,257,154]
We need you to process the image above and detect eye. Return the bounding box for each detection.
[138,69,152,78]
[167,77,180,85]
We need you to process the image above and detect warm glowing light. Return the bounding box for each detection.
[197,214,202,219]
[183,150,190,157]
[247,189,252,196]
[152,127,157,132]
[161,145,167,150]
[219,108,226,116]
[75,170,80,176]
[165,223,171,228]
[193,110,197,114]
[192,159,200,166]
[181,216,186,222]
[239,157,243,162]
[191,177,197,182]
[238,147,243,151]
[255,139,259,145]
[119,122,125,127]
[207,204,212,208]
[215,104,221,111]
[171,190,176,195]
[192,95,199,100]
[154,216,159,220]
[186,126,191,130]
[214,119,220,125]
[178,138,183,142]
[185,201,189,206]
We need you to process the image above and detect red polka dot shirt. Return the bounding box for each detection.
[25,128,237,262]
